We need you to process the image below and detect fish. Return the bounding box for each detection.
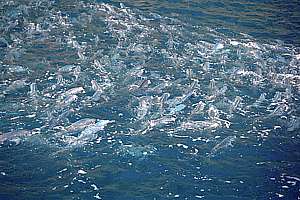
[123,67,144,83]
[214,43,224,51]
[149,116,176,128]
[179,89,195,104]
[57,74,64,85]
[58,94,78,107]
[167,89,195,108]
[269,103,288,116]
[4,79,28,94]
[207,105,220,120]
[80,120,114,136]
[191,101,205,116]
[64,87,84,96]
[206,85,227,100]
[272,91,282,103]
[91,90,103,102]
[48,108,75,129]
[117,144,156,158]
[65,118,97,132]
[254,93,266,106]
[90,81,108,102]
[58,65,79,73]
[8,65,27,73]
[229,96,242,114]
[28,82,38,97]
[287,117,300,132]
[158,93,170,115]
[64,120,114,146]
[209,136,237,157]
[91,80,102,91]
[128,79,151,92]
[73,66,81,81]
[136,96,151,120]
[146,81,169,94]
[209,79,217,96]
[267,91,282,109]
[0,130,32,144]
[180,120,221,131]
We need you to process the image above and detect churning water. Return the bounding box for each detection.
[0,0,300,199]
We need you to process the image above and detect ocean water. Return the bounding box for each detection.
[0,0,300,199]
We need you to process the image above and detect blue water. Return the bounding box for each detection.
[0,0,300,199]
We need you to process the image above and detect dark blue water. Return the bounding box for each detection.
[0,0,300,199]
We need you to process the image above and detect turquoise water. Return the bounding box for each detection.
[0,0,300,199]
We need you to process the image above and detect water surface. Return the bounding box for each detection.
[0,0,300,199]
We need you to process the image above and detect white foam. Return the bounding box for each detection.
[78,169,87,175]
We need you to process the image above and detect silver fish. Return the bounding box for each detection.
[287,117,300,132]
[80,120,114,135]
[191,101,205,115]
[91,80,101,91]
[0,130,32,144]
[29,82,38,97]
[209,79,217,96]
[58,65,79,73]
[229,96,242,114]
[180,120,221,131]
[65,120,114,146]
[255,93,266,105]
[272,91,282,103]
[270,103,288,116]
[66,118,96,132]
[208,105,220,120]
[91,90,103,102]
[78,120,114,141]
[49,108,75,129]
[209,136,237,157]
[64,87,84,96]
[57,74,64,85]
[4,79,27,94]
[180,89,195,104]
[59,94,78,107]
[149,116,176,128]
[136,96,151,120]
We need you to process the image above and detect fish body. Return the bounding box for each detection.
[29,83,38,97]
[59,94,78,107]
[91,80,102,91]
[180,120,221,131]
[64,87,84,96]
[209,136,237,157]
[208,105,219,120]
[0,130,32,144]
[49,108,75,129]
[80,120,114,136]
[229,96,242,113]
[58,65,79,73]
[180,89,195,104]
[254,93,266,106]
[136,97,151,120]
[209,79,217,96]
[66,118,97,132]
[191,101,205,115]
[92,90,102,102]
[149,116,176,128]
[287,117,300,132]
[4,79,27,94]
[270,103,288,116]
[68,120,114,145]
